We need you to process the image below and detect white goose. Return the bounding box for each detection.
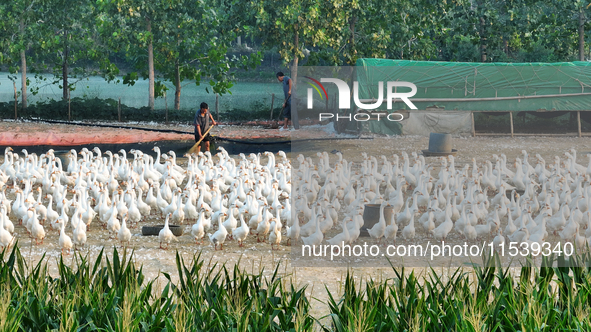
[301,216,323,246]
[159,214,178,250]
[463,219,478,241]
[256,209,271,242]
[431,214,453,242]
[401,214,416,240]
[73,220,87,250]
[384,212,398,244]
[223,207,238,235]
[137,189,151,219]
[327,220,351,246]
[116,191,129,219]
[0,206,14,234]
[59,221,73,255]
[0,211,15,249]
[232,215,249,247]
[199,208,212,231]
[396,198,414,225]
[118,216,132,246]
[183,192,199,223]
[126,192,142,226]
[368,202,387,243]
[492,229,505,253]
[209,214,228,250]
[145,186,158,210]
[191,211,206,244]
[34,187,47,225]
[286,216,300,246]
[559,215,579,242]
[30,209,45,245]
[269,220,282,250]
[420,207,435,232]
[106,206,120,237]
[162,192,179,217]
[505,208,517,236]
[171,193,185,225]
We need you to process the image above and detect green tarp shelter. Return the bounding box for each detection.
[354,59,591,135]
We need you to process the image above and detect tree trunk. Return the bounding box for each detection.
[580,9,585,61]
[349,15,356,65]
[480,16,487,62]
[174,61,181,110]
[20,20,27,109]
[290,28,299,129]
[20,50,27,109]
[62,30,69,100]
[147,18,155,110]
[290,29,299,88]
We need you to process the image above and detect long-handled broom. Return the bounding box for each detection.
[275,96,289,127]
[188,124,215,154]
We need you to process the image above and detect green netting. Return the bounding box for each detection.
[355,59,591,112]
[365,116,402,135]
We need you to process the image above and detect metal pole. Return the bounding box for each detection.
[13,81,17,120]
[333,93,337,117]
[118,98,121,122]
[509,111,514,138]
[68,96,71,122]
[269,93,275,120]
[165,92,168,124]
[471,111,476,137]
[578,111,582,137]
[358,92,591,103]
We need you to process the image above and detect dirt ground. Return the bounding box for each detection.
[2,120,590,319]
[0,119,334,146]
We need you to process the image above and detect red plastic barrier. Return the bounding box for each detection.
[0,130,193,146]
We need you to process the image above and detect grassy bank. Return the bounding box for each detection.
[0,97,286,123]
[0,74,277,113]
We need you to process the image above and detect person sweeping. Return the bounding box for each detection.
[193,102,217,152]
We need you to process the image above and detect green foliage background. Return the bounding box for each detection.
[2,0,591,123]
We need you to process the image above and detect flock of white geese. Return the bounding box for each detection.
[0,146,291,253]
[291,148,591,255]
[1,145,591,256]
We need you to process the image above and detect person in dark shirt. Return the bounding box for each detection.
[193,102,217,152]
[276,72,292,130]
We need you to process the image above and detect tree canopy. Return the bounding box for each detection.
[2,0,590,109]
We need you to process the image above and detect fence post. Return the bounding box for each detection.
[216,94,219,121]
[471,111,476,137]
[13,81,17,120]
[269,93,275,120]
[164,92,168,124]
[578,111,582,137]
[118,98,121,122]
[509,111,514,138]
[333,93,337,117]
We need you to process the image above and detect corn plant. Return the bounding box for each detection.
[5,244,591,332]
[0,246,314,332]
[163,252,314,332]
[322,254,591,331]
